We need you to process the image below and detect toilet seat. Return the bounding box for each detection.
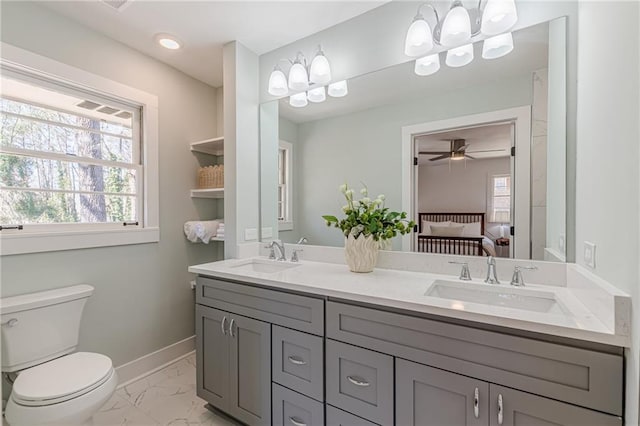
[12,352,114,407]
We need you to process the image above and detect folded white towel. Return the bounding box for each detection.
[183,222,200,243]
[194,220,220,244]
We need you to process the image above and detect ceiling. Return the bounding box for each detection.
[416,123,513,165]
[39,1,388,88]
[279,21,549,123]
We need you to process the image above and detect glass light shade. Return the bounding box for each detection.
[309,52,331,85]
[289,92,308,108]
[440,6,472,47]
[268,68,288,96]
[414,53,440,76]
[446,43,474,67]
[307,86,326,103]
[328,80,348,97]
[404,17,434,57]
[288,62,309,91]
[482,32,514,59]
[481,0,518,36]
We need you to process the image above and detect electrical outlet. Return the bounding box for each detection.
[584,241,596,268]
[558,235,565,253]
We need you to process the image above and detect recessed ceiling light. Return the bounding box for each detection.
[155,34,182,50]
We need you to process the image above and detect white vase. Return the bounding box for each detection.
[344,234,379,273]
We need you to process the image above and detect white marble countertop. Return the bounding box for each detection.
[189,257,630,347]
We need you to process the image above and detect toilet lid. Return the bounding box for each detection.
[12,352,113,406]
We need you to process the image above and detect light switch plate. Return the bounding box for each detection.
[584,241,596,268]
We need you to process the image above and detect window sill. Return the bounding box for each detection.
[278,221,294,231]
[0,227,160,256]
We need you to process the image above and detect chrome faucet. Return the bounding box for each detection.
[449,261,471,281]
[296,237,308,245]
[484,256,500,284]
[510,265,538,287]
[265,241,286,261]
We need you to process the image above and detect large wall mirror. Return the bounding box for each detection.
[260,17,569,262]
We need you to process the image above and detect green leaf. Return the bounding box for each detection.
[322,215,339,223]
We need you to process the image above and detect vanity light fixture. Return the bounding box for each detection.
[309,46,332,85]
[155,33,182,50]
[405,1,518,76]
[289,92,308,108]
[307,86,326,103]
[414,53,441,76]
[268,65,288,96]
[445,43,474,67]
[328,80,348,98]
[288,54,309,91]
[440,1,472,47]
[482,32,514,59]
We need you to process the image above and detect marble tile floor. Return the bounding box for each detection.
[87,353,239,426]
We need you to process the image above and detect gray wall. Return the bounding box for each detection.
[418,157,510,240]
[575,2,640,424]
[0,2,221,367]
[284,74,532,249]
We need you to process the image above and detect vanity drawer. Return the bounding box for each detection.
[326,405,379,426]
[196,277,324,335]
[326,339,394,425]
[272,383,324,426]
[326,301,623,416]
[272,326,324,401]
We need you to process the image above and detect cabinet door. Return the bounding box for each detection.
[396,358,489,426]
[228,313,272,426]
[195,305,230,412]
[489,384,622,426]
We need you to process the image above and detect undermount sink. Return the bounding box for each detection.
[425,280,567,314]
[230,259,301,274]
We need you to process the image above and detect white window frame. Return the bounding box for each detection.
[0,42,159,255]
[278,140,293,231]
[489,174,512,223]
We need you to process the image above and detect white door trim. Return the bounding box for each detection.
[401,106,532,257]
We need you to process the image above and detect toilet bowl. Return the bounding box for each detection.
[5,352,117,426]
[1,285,117,425]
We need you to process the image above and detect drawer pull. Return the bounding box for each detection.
[497,394,503,425]
[474,387,479,419]
[347,375,370,387]
[288,356,307,366]
[229,318,236,338]
[220,316,227,335]
[289,416,307,426]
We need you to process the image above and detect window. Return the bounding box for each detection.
[490,174,511,223]
[278,141,293,231]
[0,43,159,255]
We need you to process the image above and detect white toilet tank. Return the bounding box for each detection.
[1,285,94,373]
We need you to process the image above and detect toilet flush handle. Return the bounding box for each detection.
[1,318,18,327]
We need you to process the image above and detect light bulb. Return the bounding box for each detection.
[289,92,308,108]
[440,4,471,47]
[404,16,434,57]
[481,0,518,36]
[155,33,182,50]
[288,61,309,91]
[414,53,440,76]
[445,43,474,67]
[327,80,348,97]
[309,48,332,85]
[482,32,514,59]
[307,86,326,103]
[268,66,288,96]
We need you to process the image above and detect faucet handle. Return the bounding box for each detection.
[264,242,276,260]
[510,265,538,287]
[291,249,304,263]
[449,261,472,281]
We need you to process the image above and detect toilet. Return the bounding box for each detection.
[1,285,117,425]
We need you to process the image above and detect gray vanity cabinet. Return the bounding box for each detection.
[489,385,622,426]
[396,359,489,426]
[195,304,271,426]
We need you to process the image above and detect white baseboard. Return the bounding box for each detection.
[115,335,195,388]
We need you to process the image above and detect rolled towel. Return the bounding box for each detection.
[183,222,200,243]
[194,220,220,244]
